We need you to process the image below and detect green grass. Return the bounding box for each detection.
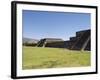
[22,46,91,70]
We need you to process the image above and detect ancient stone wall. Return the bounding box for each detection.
[37,29,91,51]
[45,41,67,48]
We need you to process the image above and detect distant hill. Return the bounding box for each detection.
[23,38,39,44]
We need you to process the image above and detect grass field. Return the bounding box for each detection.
[22,46,91,70]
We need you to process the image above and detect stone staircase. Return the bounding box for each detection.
[37,39,46,47]
[67,29,91,50]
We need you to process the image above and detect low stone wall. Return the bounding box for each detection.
[45,41,67,48]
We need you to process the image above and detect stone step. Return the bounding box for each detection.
[76,29,90,37]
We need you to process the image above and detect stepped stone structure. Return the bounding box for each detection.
[67,29,91,50]
[37,29,91,51]
[37,38,63,47]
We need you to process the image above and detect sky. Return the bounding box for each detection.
[22,10,90,40]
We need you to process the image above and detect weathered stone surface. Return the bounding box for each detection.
[37,38,63,47]
[37,29,91,51]
[70,29,90,50]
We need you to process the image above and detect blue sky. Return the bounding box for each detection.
[22,10,90,40]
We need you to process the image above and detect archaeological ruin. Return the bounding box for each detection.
[37,29,91,51]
